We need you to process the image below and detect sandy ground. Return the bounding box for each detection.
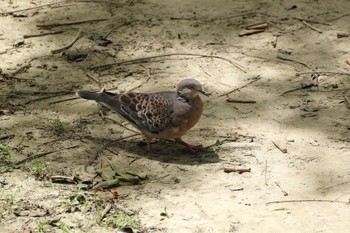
[1,0,350,232]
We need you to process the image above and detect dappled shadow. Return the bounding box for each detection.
[1,1,350,231]
[103,139,221,165]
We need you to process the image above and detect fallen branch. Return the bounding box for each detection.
[302,20,322,33]
[88,133,141,165]
[272,141,287,153]
[218,75,261,97]
[37,18,109,29]
[51,27,84,54]
[23,31,64,39]
[90,53,246,73]
[15,145,79,165]
[224,167,251,174]
[266,199,350,205]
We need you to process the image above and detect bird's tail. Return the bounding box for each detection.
[76,90,104,102]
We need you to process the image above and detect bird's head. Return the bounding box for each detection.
[177,79,209,99]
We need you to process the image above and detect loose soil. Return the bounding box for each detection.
[1,0,350,232]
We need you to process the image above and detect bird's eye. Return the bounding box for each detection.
[189,86,194,89]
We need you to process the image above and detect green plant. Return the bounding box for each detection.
[32,159,46,179]
[60,191,87,213]
[53,221,72,233]
[76,183,89,190]
[103,213,141,230]
[51,118,65,135]
[210,139,222,152]
[37,220,47,233]
[0,144,11,164]
[0,192,18,218]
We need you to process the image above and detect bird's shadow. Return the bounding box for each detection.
[101,139,221,165]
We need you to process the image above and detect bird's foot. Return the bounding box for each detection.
[176,138,203,153]
[147,141,160,155]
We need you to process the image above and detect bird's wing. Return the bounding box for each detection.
[99,91,175,133]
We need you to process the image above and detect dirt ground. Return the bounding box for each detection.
[1,0,350,232]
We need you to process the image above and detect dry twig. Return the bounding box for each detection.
[102,117,139,134]
[85,73,101,86]
[103,21,136,39]
[272,141,287,153]
[277,55,311,69]
[0,134,15,140]
[218,75,261,97]
[275,182,288,196]
[88,133,141,164]
[296,71,350,76]
[0,0,69,15]
[50,175,77,184]
[239,29,265,37]
[51,27,84,54]
[15,145,79,165]
[302,20,322,33]
[226,99,256,103]
[230,188,244,192]
[23,31,64,39]
[266,199,350,205]
[328,13,350,22]
[264,160,268,186]
[49,97,80,105]
[224,167,251,174]
[37,18,109,29]
[25,92,72,105]
[128,65,152,92]
[294,17,331,26]
[203,138,238,149]
[90,53,246,73]
[343,96,350,110]
[100,203,112,220]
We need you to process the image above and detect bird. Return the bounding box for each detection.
[76,79,209,154]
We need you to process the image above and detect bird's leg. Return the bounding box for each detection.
[146,137,160,154]
[175,138,203,153]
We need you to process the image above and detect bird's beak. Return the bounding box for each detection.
[199,89,210,96]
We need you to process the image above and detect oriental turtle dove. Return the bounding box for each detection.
[76,79,208,154]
